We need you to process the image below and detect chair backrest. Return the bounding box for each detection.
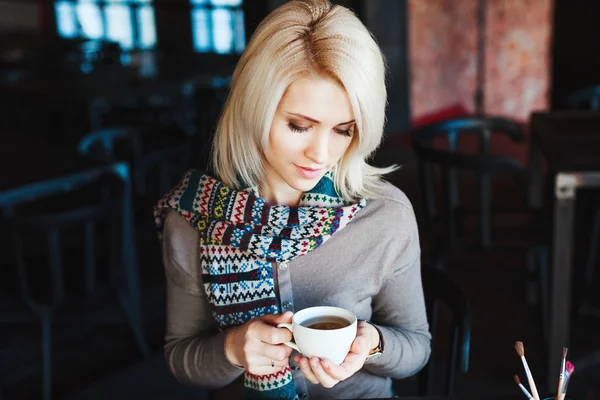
[416,263,470,396]
[77,127,142,164]
[3,165,137,315]
[411,116,528,250]
[78,126,190,201]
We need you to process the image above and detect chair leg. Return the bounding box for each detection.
[115,287,150,357]
[537,246,550,339]
[418,301,438,396]
[41,312,53,400]
[445,326,459,396]
[120,259,150,357]
[117,189,150,357]
[525,248,538,306]
[580,208,600,316]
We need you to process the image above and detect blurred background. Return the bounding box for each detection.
[0,0,599,399]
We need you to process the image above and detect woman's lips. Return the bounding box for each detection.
[295,165,323,179]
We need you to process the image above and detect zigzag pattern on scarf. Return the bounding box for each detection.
[154,170,366,399]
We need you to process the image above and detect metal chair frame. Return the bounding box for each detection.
[0,163,149,400]
[415,263,470,396]
[411,116,550,331]
[77,126,191,200]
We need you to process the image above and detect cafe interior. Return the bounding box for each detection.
[1,0,599,399]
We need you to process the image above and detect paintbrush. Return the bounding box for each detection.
[515,341,541,400]
[555,347,568,400]
[558,361,575,400]
[514,374,534,399]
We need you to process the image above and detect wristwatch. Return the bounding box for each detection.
[365,324,384,361]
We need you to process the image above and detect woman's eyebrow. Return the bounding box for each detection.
[286,112,355,126]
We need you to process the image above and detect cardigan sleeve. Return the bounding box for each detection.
[362,200,432,378]
[162,211,245,388]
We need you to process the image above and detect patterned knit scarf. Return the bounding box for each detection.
[154,170,366,399]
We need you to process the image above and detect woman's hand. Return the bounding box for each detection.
[293,320,380,388]
[225,311,294,376]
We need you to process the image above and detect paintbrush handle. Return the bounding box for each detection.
[521,358,540,400]
[518,383,534,400]
[558,376,571,400]
[555,376,564,400]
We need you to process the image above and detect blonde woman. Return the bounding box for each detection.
[154,0,431,398]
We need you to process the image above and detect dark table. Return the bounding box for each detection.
[528,111,600,390]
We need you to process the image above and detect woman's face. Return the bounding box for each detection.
[262,76,355,203]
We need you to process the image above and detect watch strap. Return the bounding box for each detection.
[365,323,384,361]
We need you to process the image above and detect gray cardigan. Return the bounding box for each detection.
[161,182,431,399]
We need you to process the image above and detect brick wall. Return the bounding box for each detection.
[409,0,553,123]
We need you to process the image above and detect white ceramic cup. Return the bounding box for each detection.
[277,306,357,365]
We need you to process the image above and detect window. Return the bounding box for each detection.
[54,0,157,51]
[191,0,246,54]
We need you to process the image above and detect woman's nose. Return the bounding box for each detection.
[304,130,328,164]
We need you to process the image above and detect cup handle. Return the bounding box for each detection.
[277,323,299,351]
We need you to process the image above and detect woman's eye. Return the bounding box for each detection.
[288,122,309,133]
[334,128,352,137]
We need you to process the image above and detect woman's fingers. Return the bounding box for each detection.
[246,353,291,375]
[286,322,377,388]
[350,329,373,355]
[258,342,294,362]
[295,355,320,384]
[251,355,290,368]
[320,359,352,381]
[306,357,339,388]
[247,316,293,345]
[238,313,296,375]
[259,311,294,338]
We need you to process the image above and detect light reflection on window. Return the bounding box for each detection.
[55,0,157,51]
[212,8,233,54]
[105,4,133,50]
[138,6,157,50]
[191,0,245,54]
[55,1,77,38]
[76,2,104,39]
[192,9,211,52]
[211,0,242,6]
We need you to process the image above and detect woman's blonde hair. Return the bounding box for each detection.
[212,0,396,202]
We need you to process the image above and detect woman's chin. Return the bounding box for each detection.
[287,176,321,193]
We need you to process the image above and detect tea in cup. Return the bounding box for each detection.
[277,306,357,365]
